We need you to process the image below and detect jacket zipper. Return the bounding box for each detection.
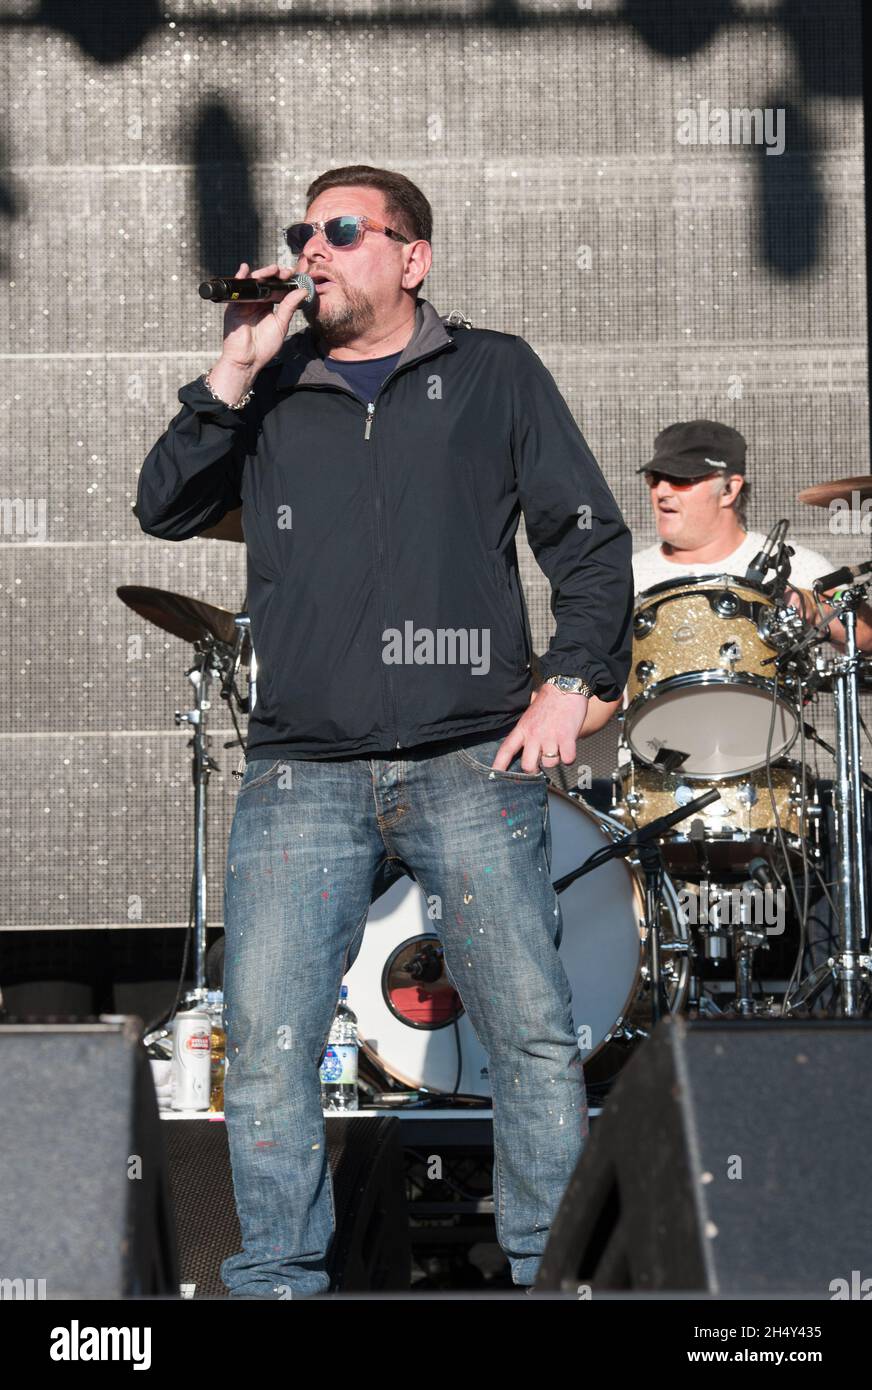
[359,345,452,748]
[364,405,399,747]
[288,344,454,750]
[360,341,448,440]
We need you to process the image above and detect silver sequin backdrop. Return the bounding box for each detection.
[0,0,866,931]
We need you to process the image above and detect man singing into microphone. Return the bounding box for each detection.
[137,165,633,1297]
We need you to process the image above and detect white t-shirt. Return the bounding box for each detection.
[632,530,834,597]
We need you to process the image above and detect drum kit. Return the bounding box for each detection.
[125,474,872,1103]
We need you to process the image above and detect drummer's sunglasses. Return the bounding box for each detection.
[282,215,410,256]
[644,470,715,489]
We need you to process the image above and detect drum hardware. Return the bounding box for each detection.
[554,787,719,1026]
[603,1020,651,1046]
[684,875,782,1017]
[734,922,769,1017]
[117,585,252,1012]
[777,476,872,1014]
[719,640,740,667]
[781,582,872,1016]
[172,646,225,1008]
[221,613,252,715]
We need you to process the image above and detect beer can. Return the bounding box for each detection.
[171,1009,212,1111]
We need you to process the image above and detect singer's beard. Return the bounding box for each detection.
[302,282,377,350]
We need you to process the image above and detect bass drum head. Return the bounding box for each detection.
[345,788,654,1098]
[626,681,799,779]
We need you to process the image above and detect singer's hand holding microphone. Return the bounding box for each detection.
[203,261,315,408]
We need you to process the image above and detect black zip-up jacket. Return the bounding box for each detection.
[136,298,633,759]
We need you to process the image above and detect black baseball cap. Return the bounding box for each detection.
[638,420,747,480]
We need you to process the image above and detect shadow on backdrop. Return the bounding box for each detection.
[35,0,161,63]
[183,98,263,280]
[758,98,823,278]
[624,0,732,57]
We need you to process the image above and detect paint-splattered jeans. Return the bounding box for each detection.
[219,732,588,1298]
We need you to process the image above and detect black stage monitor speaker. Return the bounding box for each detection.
[163,1113,411,1297]
[0,1018,179,1298]
[538,1017,872,1295]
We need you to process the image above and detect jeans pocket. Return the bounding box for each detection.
[457,738,546,782]
[237,758,285,795]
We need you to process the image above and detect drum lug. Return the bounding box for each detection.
[635,660,656,684]
[613,1021,649,1045]
[719,640,741,667]
[736,781,757,807]
[712,590,739,617]
[605,1018,649,1047]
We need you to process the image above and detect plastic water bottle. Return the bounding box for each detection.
[320,986,359,1112]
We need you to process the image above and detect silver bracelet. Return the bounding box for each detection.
[201,370,254,411]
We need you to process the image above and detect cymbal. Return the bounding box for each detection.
[798,475,872,507]
[200,507,245,543]
[117,585,250,656]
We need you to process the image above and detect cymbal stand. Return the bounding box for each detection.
[787,583,871,1015]
[732,911,769,1018]
[175,636,237,1007]
[830,590,870,1014]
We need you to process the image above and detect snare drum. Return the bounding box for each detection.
[625,574,804,778]
[612,758,820,880]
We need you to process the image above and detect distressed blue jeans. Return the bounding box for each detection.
[219,733,588,1298]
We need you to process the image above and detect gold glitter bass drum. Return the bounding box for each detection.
[624,573,806,779]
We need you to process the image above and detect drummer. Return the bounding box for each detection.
[581,418,872,732]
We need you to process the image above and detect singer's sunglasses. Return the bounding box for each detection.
[281,215,410,256]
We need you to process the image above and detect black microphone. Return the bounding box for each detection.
[198,273,316,305]
[745,519,789,586]
[747,855,774,890]
[812,560,872,593]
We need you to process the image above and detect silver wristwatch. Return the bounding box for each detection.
[544,674,594,697]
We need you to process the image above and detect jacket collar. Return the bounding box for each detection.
[274,297,454,391]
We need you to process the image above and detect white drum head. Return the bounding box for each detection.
[626,683,798,778]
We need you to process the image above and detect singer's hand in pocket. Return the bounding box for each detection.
[220,262,310,373]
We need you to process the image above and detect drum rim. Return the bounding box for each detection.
[617,754,816,796]
[626,668,803,699]
[634,570,772,604]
